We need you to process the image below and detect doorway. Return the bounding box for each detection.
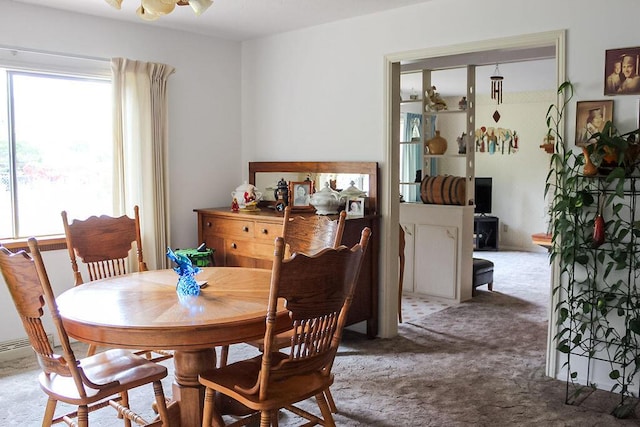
[382,30,565,378]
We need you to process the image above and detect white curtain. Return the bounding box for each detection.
[111,58,175,270]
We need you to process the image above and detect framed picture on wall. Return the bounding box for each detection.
[575,100,613,146]
[288,181,314,212]
[604,47,640,95]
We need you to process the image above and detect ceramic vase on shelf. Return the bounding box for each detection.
[581,147,597,176]
[427,130,447,155]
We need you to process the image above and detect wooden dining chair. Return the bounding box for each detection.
[236,206,347,414]
[61,206,171,362]
[61,206,147,287]
[0,238,171,427]
[199,227,370,427]
[219,207,347,364]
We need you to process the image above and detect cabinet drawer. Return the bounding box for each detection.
[204,217,254,239]
[226,238,274,261]
[225,238,254,258]
[254,221,282,242]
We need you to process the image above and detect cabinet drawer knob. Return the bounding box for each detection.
[242,226,249,232]
[207,222,212,227]
[261,228,268,234]
[231,242,237,249]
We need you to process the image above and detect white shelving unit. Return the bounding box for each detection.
[399,65,476,303]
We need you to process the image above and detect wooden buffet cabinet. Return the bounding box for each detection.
[195,161,380,338]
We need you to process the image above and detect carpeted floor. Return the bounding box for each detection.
[1,250,639,426]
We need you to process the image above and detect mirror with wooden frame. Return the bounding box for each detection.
[249,161,379,215]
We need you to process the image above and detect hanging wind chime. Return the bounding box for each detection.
[490,64,503,123]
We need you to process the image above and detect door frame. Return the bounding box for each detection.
[381,30,565,378]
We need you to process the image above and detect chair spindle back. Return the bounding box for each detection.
[62,206,147,286]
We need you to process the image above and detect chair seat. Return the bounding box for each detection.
[473,257,494,275]
[199,353,334,411]
[39,348,168,405]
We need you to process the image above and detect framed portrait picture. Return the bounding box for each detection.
[288,181,315,211]
[575,100,613,146]
[346,197,365,218]
[604,47,640,95]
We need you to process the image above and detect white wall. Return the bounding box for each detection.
[0,0,242,344]
[474,60,557,251]
[475,91,555,251]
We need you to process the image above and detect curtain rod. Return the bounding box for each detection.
[0,45,110,63]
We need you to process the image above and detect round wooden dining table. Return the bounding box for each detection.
[56,267,290,427]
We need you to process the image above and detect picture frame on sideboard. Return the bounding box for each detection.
[346,197,365,218]
[289,181,315,212]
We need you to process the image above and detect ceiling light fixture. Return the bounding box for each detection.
[105,0,213,21]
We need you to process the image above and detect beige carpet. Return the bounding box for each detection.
[1,250,639,426]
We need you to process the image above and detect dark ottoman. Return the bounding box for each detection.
[473,258,494,296]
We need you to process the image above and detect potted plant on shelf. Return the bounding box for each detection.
[583,120,640,177]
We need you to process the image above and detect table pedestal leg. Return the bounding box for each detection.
[172,349,217,427]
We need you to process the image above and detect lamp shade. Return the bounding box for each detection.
[136,5,161,21]
[188,0,213,16]
[105,0,123,9]
[142,0,177,16]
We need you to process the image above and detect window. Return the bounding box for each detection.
[0,69,112,239]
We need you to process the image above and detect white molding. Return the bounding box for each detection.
[386,30,564,65]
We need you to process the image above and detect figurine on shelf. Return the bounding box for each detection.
[425,86,448,112]
[457,133,467,154]
[231,197,239,212]
[410,117,421,141]
[458,96,468,110]
[240,187,260,211]
[231,182,262,210]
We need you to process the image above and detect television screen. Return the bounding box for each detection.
[474,177,492,214]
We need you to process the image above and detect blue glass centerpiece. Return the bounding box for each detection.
[167,247,201,296]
